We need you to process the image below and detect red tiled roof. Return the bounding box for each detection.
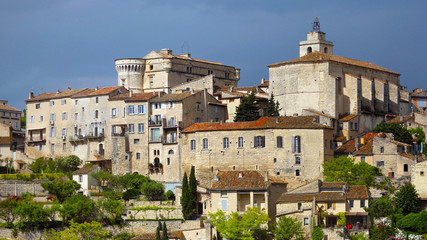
[72,86,123,98]
[335,132,379,154]
[125,92,159,102]
[211,170,286,190]
[259,80,269,87]
[0,105,21,112]
[72,165,99,175]
[267,52,399,75]
[399,152,416,160]
[412,91,427,98]
[182,116,332,133]
[26,88,88,102]
[339,114,358,122]
[346,185,369,199]
[320,182,347,189]
[150,91,197,103]
[353,139,374,155]
[387,115,413,123]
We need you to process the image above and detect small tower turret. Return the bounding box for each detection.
[299,17,334,57]
[115,58,146,93]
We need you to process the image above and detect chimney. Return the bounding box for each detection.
[238,172,243,178]
[160,48,172,55]
[129,90,133,97]
[355,137,359,150]
[180,53,191,58]
[400,116,404,122]
[191,88,195,94]
[95,86,99,91]
[264,171,269,182]
[261,78,265,84]
[276,118,280,123]
[67,87,72,90]
[293,113,299,117]
[29,92,34,99]
[56,89,60,94]
[214,169,220,181]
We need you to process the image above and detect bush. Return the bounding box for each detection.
[113,232,135,240]
[140,181,164,201]
[312,226,324,240]
[41,180,81,203]
[60,194,97,223]
[122,189,140,201]
[165,190,175,200]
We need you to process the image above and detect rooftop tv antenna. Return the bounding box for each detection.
[181,41,190,54]
[313,17,321,32]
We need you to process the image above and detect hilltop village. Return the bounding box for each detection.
[1,21,427,239]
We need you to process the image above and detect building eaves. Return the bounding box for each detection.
[150,91,198,103]
[71,86,123,98]
[26,88,88,102]
[0,105,21,112]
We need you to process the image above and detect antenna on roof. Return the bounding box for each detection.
[181,41,190,54]
[313,17,320,32]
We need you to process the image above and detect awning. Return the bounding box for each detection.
[27,127,46,131]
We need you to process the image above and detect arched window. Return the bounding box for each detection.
[168,150,174,155]
[324,47,328,53]
[154,157,160,167]
[307,47,312,54]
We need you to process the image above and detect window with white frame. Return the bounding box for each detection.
[39,116,43,122]
[50,114,56,121]
[138,123,144,133]
[223,137,229,149]
[62,128,67,136]
[254,136,265,148]
[138,105,145,114]
[49,100,55,106]
[74,113,78,120]
[62,112,68,120]
[203,138,208,149]
[111,108,118,118]
[30,116,35,123]
[50,127,56,137]
[129,124,134,133]
[292,136,301,153]
[61,99,66,105]
[128,105,135,115]
[238,137,243,148]
[191,140,196,151]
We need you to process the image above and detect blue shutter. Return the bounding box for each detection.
[221,200,227,210]
[292,136,295,153]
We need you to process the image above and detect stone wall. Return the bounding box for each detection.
[0,179,49,198]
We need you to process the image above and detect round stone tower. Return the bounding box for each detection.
[115,58,146,93]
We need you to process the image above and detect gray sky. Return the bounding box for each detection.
[1,0,426,110]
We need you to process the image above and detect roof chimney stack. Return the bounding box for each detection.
[264,171,269,182]
[261,78,265,84]
[29,92,34,99]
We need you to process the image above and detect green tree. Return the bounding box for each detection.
[312,226,324,240]
[409,127,427,155]
[234,91,260,122]
[181,172,190,219]
[119,172,150,190]
[208,207,269,240]
[13,193,53,231]
[365,195,394,219]
[42,179,81,203]
[155,224,161,240]
[97,197,126,224]
[162,222,168,240]
[322,156,381,187]
[396,210,427,234]
[189,166,197,218]
[394,183,420,215]
[264,93,281,117]
[91,170,120,191]
[140,180,164,200]
[44,221,110,240]
[21,109,26,129]
[0,197,18,224]
[273,216,305,240]
[373,122,412,144]
[60,194,97,223]
[57,155,82,172]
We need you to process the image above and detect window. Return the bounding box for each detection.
[37,116,43,122]
[74,113,78,120]
[304,217,309,226]
[36,103,41,109]
[95,97,99,103]
[149,75,154,88]
[238,137,243,148]
[203,138,208,149]
[354,123,358,130]
[136,153,140,159]
[421,171,424,176]
[298,203,302,211]
[51,144,55,153]
[93,110,98,119]
[296,169,300,176]
[49,100,55,106]
[138,123,144,133]
[38,144,44,151]
[196,102,201,111]
[221,200,227,210]
[134,139,139,144]
[361,156,365,162]
[168,150,174,155]
[111,108,118,118]
[82,107,84,112]
[349,200,354,208]
[295,156,301,165]
[75,100,78,105]
[50,127,56,137]
[404,164,409,172]
[215,106,218,113]
[327,202,333,209]
[167,158,170,165]
[195,117,201,123]
[138,105,145,114]
[380,146,384,153]
[254,136,265,148]
[187,66,192,73]
[223,137,229,149]
[50,113,56,121]
[149,65,153,70]
[168,102,174,109]
[190,140,196,151]
[338,122,343,130]
[61,100,66,105]
[220,191,228,197]
[62,112,68,120]
[62,128,67,136]
[292,136,301,153]
[79,175,82,182]
[277,136,283,148]
[129,124,134,133]
[30,116,35,123]
[225,72,230,79]
[360,200,365,208]
[377,161,384,167]
[307,47,312,53]
[208,70,213,75]
[128,105,135,115]
[63,143,66,151]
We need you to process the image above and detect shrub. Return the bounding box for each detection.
[122,189,140,201]
[165,190,175,200]
[140,181,164,201]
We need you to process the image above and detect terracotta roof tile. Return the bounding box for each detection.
[72,165,99,175]
[0,105,21,112]
[211,170,286,190]
[346,185,369,199]
[125,92,159,102]
[353,139,374,155]
[26,88,88,102]
[72,86,123,98]
[150,91,196,103]
[339,114,358,122]
[259,80,269,87]
[335,132,379,154]
[412,91,427,98]
[399,152,416,160]
[267,52,399,75]
[183,116,332,133]
[387,115,413,123]
[320,182,347,189]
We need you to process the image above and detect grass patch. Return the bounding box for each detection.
[0,173,65,181]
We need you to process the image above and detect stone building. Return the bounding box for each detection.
[411,88,427,113]
[180,116,334,187]
[268,21,407,142]
[0,100,22,130]
[115,48,240,94]
[208,170,287,223]
[411,161,427,210]
[276,180,369,239]
[335,132,417,179]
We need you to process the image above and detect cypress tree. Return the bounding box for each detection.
[162,222,168,240]
[155,224,161,240]
[189,166,197,217]
[181,172,190,219]
[265,93,281,117]
[234,91,260,122]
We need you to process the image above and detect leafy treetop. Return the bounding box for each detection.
[234,91,261,122]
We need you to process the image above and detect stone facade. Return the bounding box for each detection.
[0,100,21,130]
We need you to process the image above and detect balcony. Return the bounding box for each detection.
[69,135,86,143]
[111,132,126,137]
[86,132,104,140]
[25,136,46,143]
[163,137,178,144]
[149,135,163,143]
[163,119,182,129]
[148,119,163,127]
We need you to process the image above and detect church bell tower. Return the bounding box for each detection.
[299,18,334,57]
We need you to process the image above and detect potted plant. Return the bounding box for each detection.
[148,163,154,170]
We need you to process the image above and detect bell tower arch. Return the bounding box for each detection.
[299,18,334,57]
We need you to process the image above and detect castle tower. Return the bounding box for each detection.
[115,58,146,93]
[299,18,334,57]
